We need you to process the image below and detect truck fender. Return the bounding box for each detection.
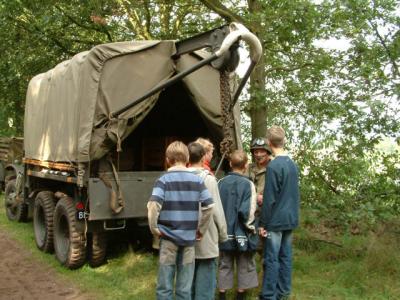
[5,163,24,181]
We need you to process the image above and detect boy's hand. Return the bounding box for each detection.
[196,230,203,241]
[258,227,267,238]
[257,194,263,206]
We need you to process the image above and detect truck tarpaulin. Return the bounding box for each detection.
[24,40,240,163]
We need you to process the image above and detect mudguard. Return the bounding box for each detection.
[5,163,24,180]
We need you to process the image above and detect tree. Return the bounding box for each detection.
[200,0,399,226]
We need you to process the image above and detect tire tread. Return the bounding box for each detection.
[34,191,55,252]
[54,197,86,269]
[89,232,107,268]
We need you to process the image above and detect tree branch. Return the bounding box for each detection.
[199,0,246,24]
[265,63,313,74]
[12,16,75,56]
[118,0,152,39]
[54,5,113,42]
[65,38,103,45]
[296,148,341,195]
[171,8,189,38]
[368,20,400,78]
[159,2,172,35]
[143,0,152,36]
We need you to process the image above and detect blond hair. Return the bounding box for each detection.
[165,141,189,164]
[266,126,286,148]
[229,150,248,170]
[195,137,214,153]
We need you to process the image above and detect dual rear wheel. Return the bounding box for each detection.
[33,193,107,269]
[53,197,87,269]
[33,191,55,252]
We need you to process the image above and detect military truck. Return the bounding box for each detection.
[4,23,262,269]
[0,137,23,189]
[1,137,26,219]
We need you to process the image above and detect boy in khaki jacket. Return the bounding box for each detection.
[188,142,228,300]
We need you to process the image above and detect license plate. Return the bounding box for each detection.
[76,211,86,220]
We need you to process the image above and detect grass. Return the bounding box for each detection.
[291,218,400,300]
[1,197,399,299]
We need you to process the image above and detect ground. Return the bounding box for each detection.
[0,228,90,300]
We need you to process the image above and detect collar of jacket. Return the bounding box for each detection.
[249,163,266,174]
[168,165,187,172]
[228,171,249,179]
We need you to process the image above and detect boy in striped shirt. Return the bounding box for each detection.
[148,141,214,300]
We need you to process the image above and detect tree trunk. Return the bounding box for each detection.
[247,0,267,139]
[248,62,267,138]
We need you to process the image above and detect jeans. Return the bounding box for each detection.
[259,230,293,300]
[192,258,217,300]
[156,239,195,300]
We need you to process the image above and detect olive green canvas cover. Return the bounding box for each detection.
[24,40,240,163]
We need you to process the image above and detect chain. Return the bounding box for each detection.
[219,71,235,158]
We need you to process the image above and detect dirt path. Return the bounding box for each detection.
[0,229,91,300]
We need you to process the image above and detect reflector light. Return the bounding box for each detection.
[75,202,85,210]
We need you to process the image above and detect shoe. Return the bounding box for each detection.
[236,291,246,300]
[219,292,226,300]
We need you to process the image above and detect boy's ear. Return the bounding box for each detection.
[166,157,171,168]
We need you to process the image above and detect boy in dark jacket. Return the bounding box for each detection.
[258,126,300,300]
[218,150,258,300]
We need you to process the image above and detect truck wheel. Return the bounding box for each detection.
[53,197,86,269]
[33,191,55,253]
[88,232,107,268]
[4,179,28,222]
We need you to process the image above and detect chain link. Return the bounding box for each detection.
[219,71,235,158]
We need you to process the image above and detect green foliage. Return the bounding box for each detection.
[298,142,400,229]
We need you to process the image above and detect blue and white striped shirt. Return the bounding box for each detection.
[150,169,213,246]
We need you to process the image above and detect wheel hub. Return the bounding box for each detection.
[5,191,18,212]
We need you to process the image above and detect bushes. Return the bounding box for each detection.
[298,148,399,230]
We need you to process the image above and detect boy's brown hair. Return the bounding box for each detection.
[165,141,189,165]
[229,150,248,170]
[188,142,206,164]
[266,126,286,148]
